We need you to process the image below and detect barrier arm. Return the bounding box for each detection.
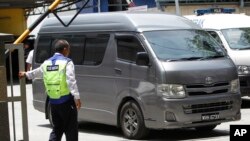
[14,0,63,44]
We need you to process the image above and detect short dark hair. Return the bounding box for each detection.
[53,39,70,52]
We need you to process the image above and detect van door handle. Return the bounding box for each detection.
[114,68,122,75]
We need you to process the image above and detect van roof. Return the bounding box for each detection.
[185,14,250,30]
[39,12,201,34]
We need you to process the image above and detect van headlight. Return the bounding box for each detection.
[237,65,250,74]
[157,84,186,98]
[230,79,240,94]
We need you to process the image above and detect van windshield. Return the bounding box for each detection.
[221,28,250,50]
[143,30,226,61]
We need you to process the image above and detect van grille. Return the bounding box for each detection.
[188,89,228,96]
[240,80,248,87]
[186,82,229,96]
[186,82,229,88]
[183,101,233,114]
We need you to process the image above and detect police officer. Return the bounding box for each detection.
[19,39,81,141]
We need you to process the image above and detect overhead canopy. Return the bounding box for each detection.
[0,0,37,8]
[0,33,14,42]
[0,0,75,8]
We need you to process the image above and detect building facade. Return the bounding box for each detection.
[76,0,250,15]
[159,0,250,15]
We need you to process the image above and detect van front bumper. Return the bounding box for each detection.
[144,94,241,129]
[239,75,250,97]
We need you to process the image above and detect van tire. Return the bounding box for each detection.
[120,101,149,139]
[47,103,54,127]
[195,125,217,132]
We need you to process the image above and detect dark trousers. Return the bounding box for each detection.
[49,98,78,141]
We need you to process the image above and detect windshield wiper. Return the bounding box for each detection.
[199,55,225,60]
[166,57,203,62]
[237,47,250,50]
[166,56,225,62]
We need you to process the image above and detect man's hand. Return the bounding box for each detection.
[75,99,81,110]
[19,71,26,79]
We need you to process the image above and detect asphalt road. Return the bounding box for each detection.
[7,84,250,141]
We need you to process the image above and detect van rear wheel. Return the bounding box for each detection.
[120,101,149,139]
[195,125,217,132]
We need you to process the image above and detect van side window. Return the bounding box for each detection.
[207,31,223,45]
[50,35,84,65]
[35,36,52,63]
[116,36,145,63]
[68,36,85,65]
[83,34,109,65]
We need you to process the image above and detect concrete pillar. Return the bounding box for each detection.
[155,0,164,11]
[0,39,10,141]
[240,0,244,8]
[174,0,181,15]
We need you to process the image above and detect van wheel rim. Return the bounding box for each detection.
[123,108,138,134]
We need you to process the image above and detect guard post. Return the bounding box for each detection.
[0,34,29,141]
[5,43,29,141]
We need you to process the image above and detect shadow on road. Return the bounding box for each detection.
[77,122,228,141]
[147,129,228,141]
[37,122,229,140]
[241,98,250,109]
[78,122,122,137]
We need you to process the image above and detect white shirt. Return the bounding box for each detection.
[26,50,34,64]
[25,53,80,100]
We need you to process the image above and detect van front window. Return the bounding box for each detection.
[143,30,226,61]
[222,28,250,50]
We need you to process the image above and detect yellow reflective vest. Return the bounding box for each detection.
[42,55,70,99]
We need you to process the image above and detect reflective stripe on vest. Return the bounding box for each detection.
[42,59,70,99]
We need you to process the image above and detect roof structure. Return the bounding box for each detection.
[0,0,78,16]
[0,0,36,8]
[0,0,77,8]
[0,33,14,42]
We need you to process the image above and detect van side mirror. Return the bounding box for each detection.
[136,52,149,66]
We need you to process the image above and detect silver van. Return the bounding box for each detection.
[32,13,241,139]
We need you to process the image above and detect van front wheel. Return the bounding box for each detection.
[120,101,149,139]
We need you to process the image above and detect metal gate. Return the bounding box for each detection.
[0,42,29,141]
